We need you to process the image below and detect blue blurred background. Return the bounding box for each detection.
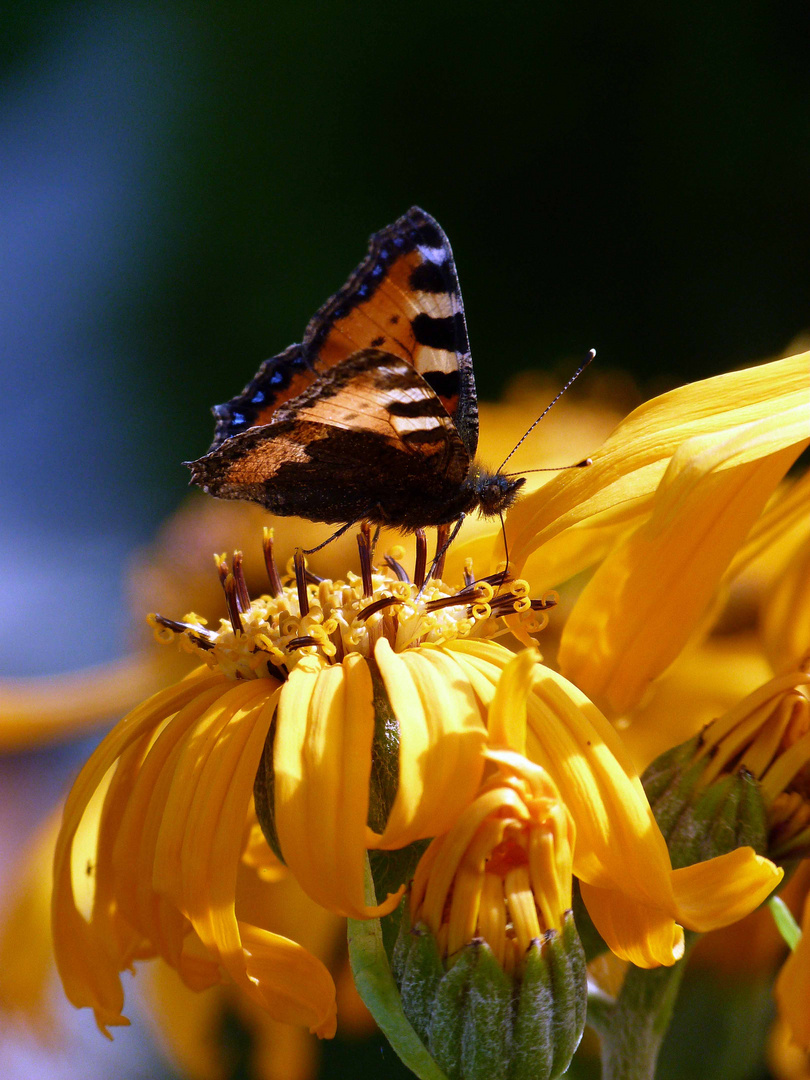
[1,4,808,1077]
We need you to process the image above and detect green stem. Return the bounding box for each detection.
[590,935,696,1080]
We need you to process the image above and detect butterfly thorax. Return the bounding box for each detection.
[362,464,525,532]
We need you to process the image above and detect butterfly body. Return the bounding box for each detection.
[189,208,524,532]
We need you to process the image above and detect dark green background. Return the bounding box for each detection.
[1,3,805,1077]
[5,2,809,541]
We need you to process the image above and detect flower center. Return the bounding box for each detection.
[149,527,556,681]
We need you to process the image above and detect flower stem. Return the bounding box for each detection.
[589,936,695,1080]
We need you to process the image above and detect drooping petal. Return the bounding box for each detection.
[52,669,228,1034]
[559,413,809,717]
[523,665,675,902]
[578,880,685,967]
[274,655,398,920]
[670,848,782,932]
[373,639,487,849]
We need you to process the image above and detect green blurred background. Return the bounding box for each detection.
[1,3,808,1077]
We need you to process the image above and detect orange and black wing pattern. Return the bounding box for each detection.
[207,207,478,457]
[190,352,472,529]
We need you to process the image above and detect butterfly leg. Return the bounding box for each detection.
[418,514,466,595]
[368,524,382,563]
[302,519,359,555]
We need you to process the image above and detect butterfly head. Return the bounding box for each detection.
[471,469,526,518]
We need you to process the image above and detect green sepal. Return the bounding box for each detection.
[571,878,607,962]
[429,941,512,1080]
[399,922,445,1045]
[509,914,586,1080]
[253,709,283,862]
[641,735,702,805]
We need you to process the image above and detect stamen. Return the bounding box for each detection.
[232,550,251,612]
[222,572,244,635]
[357,531,373,597]
[149,613,216,650]
[293,550,310,616]
[262,527,284,599]
[287,636,318,650]
[425,589,485,613]
[434,524,450,582]
[382,612,398,649]
[384,554,411,582]
[463,559,475,588]
[414,529,427,589]
[214,552,229,587]
[152,530,558,682]
[329,624,345,663]
[358,595,403,621]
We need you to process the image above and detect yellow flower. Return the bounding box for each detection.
[461,646,781,967]
[2,384,615,1076]
[409,749,576,975]
[50,536,552,1037]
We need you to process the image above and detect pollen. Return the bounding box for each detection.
[148,530,555,681]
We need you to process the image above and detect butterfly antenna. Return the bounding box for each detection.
[498,349,596,473]
[498,508,509,586]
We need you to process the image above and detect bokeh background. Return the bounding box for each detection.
[1,4,808,1078]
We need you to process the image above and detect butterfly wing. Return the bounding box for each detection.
[207,208,478,457]
[190,351,472,527]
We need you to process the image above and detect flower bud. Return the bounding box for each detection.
[393,757,586,1079]
[643,659,810,868]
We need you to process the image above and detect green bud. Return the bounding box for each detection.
[394,914,586,1080]
[642,738,768,869]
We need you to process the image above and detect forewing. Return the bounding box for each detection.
[304,207,478,456]
[206,208,478,456]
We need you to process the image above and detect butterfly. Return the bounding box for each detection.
[188,207,526,537]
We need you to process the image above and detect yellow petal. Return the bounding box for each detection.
[775,891,810,1049]
[507,351,809,571]
[578,880,685,968]
[52,669,228,1034]
[558,415,809,717]
[484,646,541,754]
[274,656,398,919]
[763,526,810,674]
[620,633,772,772]
[670,847,783,932]
[522,664,675,906]
[373,639,487,848]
